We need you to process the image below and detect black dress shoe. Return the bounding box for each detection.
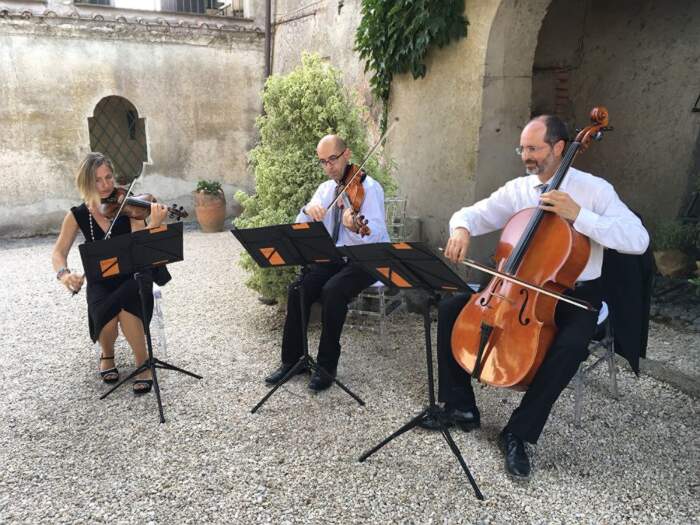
[498,430,531,480]
[308,368,335,392]
[418,406,480,431]
[264,363,307,385]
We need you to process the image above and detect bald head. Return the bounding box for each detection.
[316,134,351,182]
[317,135,346,152]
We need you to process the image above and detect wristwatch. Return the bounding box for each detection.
[56,267,71,280]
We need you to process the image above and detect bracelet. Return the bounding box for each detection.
[56,267,71,280]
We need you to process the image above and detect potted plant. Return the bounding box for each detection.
[193,179,226,233]
[652,220,694,277]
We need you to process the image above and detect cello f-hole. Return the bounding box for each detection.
[518,288,530,325]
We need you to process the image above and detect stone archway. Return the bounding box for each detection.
[478,0,700,229]
[531,0,700,228]
[88,96,148,184]
[474,0,551,203]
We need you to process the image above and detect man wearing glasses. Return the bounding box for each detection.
[264,134,389,391]
[420,115,649,480]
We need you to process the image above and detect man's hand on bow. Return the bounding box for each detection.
[305,204,326,221]
[444,227,470,263]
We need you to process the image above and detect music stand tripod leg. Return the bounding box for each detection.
[251,280,364,413]
[251,282,314,414]
[358,409,428,461]
[99,272,202,424]
[152,359,203,380]
[250,356,310,414]
[358,292,484,499]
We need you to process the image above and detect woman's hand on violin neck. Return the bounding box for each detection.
[305,204,326,222]
[539,190,581,221]
[61,272,84,294]
[149,202,169,228]
[445,228,470,263]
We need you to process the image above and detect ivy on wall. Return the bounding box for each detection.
[355,0,469,129]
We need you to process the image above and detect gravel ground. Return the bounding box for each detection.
[0,228,698,524]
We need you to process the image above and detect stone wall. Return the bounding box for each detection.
[0,1,265,237]
[265,0,700,256]
[532,0,700,229]
[270,0,381,138]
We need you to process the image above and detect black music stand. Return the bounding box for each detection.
[79,222,202,424]
[341,241,484,500]
[231,221,365,413]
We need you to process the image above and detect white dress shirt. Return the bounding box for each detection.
[296,174,390,246]
[449,167,650,281]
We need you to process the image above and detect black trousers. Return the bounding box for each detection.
[281,262,376,372]
[436,279,602,444]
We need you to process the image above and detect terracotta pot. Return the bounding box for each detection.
[193,190,226,233]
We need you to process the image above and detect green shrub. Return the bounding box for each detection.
[690,276,700,296]
[653,220,696,251]
[196,179,223,194]
[234,53,395,302]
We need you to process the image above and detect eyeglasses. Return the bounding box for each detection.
[318,148,347,166]
[515,144,551,156]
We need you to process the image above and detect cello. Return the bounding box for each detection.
[450,107,611,390]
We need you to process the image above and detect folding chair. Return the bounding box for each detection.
[347,197,408,349]
[572,302,618,427]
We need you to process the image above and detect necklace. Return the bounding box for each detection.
[88,211,96,242]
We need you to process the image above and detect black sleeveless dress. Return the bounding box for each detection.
[71,203,152,342]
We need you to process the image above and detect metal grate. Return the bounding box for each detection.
[160,0,222,14]
[88,96,148,184]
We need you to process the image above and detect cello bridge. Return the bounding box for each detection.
[490,292,515,305]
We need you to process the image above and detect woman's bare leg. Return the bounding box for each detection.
[98,317,119,376]
[118,310,152,382]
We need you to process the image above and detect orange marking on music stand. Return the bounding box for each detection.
[260,247,285,266]
[377,267,412,288]
[100,257,120,277]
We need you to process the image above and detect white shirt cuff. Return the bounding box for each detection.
[572,207,598,236]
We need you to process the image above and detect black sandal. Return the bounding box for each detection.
[133,379,153,395]
[99,355,119,384]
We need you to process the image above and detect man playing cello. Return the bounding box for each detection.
[421,115,649,480]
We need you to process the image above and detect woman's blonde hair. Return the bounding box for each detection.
[75,152,115,206]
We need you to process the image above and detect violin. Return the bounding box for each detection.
[100,187,188,221]
[336,164,370,237]
[450,107,611,390]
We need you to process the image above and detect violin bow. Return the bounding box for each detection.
[439,249,597,313]
[104,177,139,240]
[327,117,400,213]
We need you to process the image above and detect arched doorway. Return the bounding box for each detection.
[532,0,700,228]
[478,0,700,229]
[88,96,148,184]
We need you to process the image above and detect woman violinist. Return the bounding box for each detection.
[51,152,169,395]
[420,115,649,480]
